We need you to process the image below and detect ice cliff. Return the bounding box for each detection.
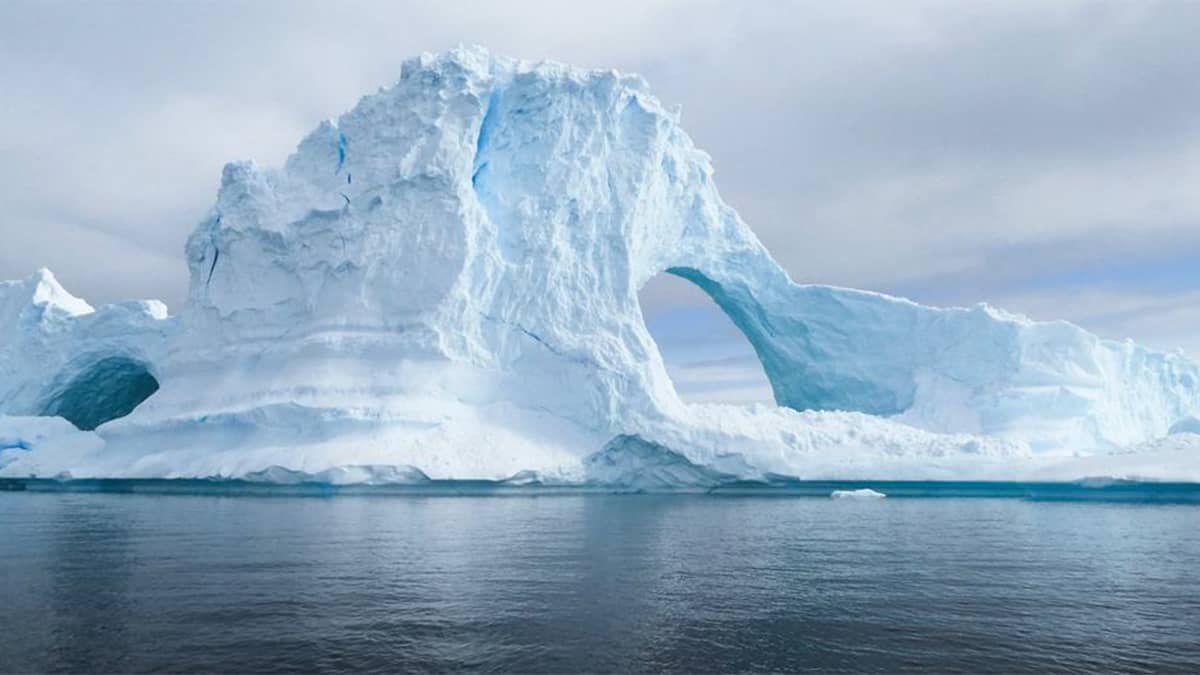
[2,48,1198,483]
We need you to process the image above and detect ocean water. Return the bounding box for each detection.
[2,490,1198,672]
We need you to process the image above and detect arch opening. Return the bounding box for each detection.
[638,270,774,405]
[39,356,160,430]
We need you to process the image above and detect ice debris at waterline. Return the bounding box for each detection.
[2,47,1200,486]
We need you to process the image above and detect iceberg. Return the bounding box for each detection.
[1,47,1198,485]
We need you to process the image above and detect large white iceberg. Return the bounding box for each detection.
[2,48,1198,484]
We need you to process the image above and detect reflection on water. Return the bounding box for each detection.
[2,494,1198,672]
[49,498,137,672]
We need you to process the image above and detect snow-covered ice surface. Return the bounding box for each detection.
[1036,433,1200,484]
[2,47,1199,486]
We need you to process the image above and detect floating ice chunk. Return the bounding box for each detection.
[830,488,887,500]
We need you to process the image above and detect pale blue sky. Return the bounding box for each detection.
[1,1,1197,402]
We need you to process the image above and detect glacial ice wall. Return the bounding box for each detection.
[1,47,1197,482]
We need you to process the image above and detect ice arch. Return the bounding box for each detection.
[661,267,784,405]
[658,264,919,417]
[39,356,160,431]
[638,271,772,404]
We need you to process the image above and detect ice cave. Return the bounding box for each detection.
[38,356,160,431]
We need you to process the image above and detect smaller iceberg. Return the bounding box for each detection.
[830,488,887,500]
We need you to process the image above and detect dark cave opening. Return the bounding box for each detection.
[40,357,160,431]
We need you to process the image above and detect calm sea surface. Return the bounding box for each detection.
[2,491,1198,672]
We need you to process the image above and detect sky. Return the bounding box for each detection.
[2,1,1198,402]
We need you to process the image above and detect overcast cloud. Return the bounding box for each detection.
[2,0,1198,363]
